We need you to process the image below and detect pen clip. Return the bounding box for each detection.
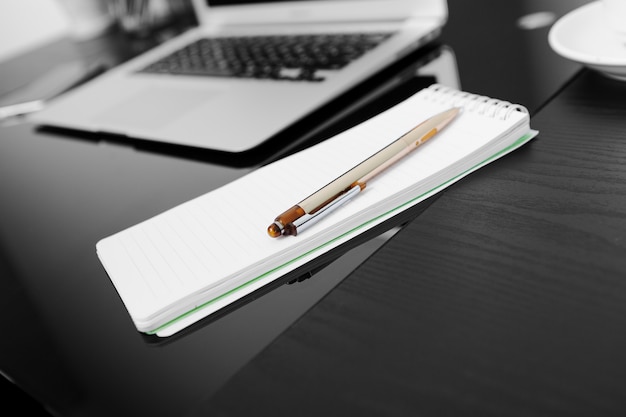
[285,184,363,236]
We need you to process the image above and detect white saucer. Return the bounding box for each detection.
[549,1,626,81]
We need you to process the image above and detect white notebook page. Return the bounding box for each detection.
[96,84,534,335]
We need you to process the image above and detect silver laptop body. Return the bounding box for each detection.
[32,0,448,153]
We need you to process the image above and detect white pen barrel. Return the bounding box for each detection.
[298,107,458,214]
[299,132,414,213]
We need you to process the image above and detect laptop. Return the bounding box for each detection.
[32,0,448,153]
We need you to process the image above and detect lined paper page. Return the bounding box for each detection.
[96,85,532,332]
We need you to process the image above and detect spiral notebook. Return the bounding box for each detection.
[96,84,538,337]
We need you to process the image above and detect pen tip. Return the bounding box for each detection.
[267,223,282,238]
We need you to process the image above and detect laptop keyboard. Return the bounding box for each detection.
[139,33,393,81]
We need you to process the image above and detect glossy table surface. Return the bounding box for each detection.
[204,57,626,417]
[0,1,598,416]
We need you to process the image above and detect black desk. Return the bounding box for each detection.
[1,1,611,416]
[203,65,626,417]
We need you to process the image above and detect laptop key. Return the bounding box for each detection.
[139,33,393,81]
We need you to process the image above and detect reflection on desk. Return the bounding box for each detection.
[0,37,459,417]
[0,0,595,415]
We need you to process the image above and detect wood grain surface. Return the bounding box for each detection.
[200,69,626,416]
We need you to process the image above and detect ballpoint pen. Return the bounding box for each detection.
[267,106,460,237]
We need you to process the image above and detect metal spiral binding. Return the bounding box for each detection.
[423,84,528,120]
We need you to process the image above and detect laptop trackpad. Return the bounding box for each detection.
[96,88,219,129]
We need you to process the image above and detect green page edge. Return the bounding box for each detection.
[148,131,536,334]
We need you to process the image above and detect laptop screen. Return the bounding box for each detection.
[203,0,431,19]
[208,0,319,5]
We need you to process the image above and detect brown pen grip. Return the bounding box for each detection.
[267,205,305,237]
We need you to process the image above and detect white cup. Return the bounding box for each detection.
[603,0,626,42]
